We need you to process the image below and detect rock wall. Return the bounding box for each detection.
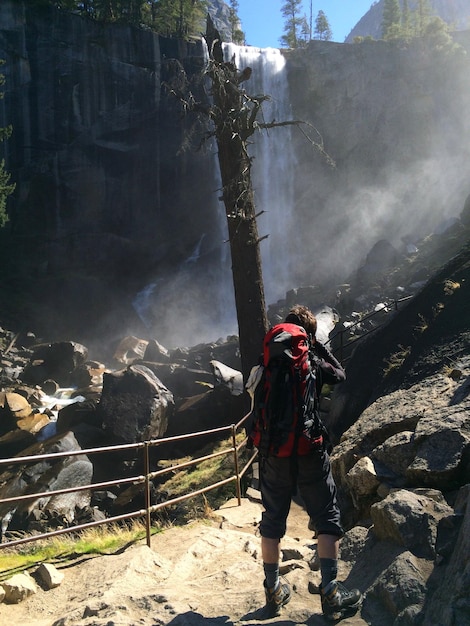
[346,0,470,43]
[0,2,230,349]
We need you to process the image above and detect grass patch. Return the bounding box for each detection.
[156,432,252,523]
[0,520,159,579]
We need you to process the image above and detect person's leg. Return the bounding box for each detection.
[259,457,292,615]
[317,533,339,589]
[261,537,281,589]
[297,452,362,620]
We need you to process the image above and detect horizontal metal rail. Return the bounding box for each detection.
[0,475,146,505]
[0,424,235,467]
[0,417,256,551]
[327,294,414,361]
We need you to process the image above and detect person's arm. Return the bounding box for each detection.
[311,340,346,385]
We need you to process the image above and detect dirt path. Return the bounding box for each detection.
[0,495,368,625]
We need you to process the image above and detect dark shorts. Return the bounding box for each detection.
[259,450,343,539]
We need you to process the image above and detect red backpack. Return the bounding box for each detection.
[248,323,323,457]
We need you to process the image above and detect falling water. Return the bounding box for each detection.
[223,43,296,305]
[132,44,297,347]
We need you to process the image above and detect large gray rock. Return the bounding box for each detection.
[365,551,428,625]
[98,364,174,444]
[406,410,470,488]
[331,355,470,523]
[370,489,453,559]
[0,431,92,537]
[420,485,470,625]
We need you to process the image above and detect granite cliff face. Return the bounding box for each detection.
[0,1,229,349]
[1,1,469,353]
[346,0,470,43]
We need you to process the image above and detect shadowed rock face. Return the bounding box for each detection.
[0,2,227,346]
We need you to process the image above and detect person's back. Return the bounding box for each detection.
[251,305,363,621]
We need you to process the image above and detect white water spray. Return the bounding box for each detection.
[223,44,297,305]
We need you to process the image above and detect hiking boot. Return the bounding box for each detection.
[320,580,362,622]
[263,579,291,617]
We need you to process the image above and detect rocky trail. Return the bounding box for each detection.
[0,492,368,626]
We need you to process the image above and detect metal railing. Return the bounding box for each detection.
[0,412,257,550]
[327,294,414,362]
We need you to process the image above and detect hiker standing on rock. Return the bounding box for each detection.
[247,305,362,621]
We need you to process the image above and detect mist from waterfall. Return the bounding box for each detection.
[133,39,469,351]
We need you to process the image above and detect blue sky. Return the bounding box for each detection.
[236,0,376,47]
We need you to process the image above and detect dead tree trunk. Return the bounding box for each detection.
[205,17,269,382]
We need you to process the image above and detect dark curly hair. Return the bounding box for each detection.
[285,304,317,338]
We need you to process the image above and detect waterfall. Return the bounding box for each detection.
[132,43,296,348]
[223,44,296,305]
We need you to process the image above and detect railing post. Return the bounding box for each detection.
[232,424,242,506]
[144,441,151,547]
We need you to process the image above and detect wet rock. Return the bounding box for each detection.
[0,431,93,537]
[0,392,28,435]
[210,360,243,396]
[113,336,149,365]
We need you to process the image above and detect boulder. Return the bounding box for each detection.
[21,341,89,387]
[144,339,170,362]
[365,551,428,623]
[406,410,470,488]
[113,336,149,365]
[1,392,32,419]
[16,412,51,435]
[331,355,470,523]
[370,489,453,559]
[1,572,37,604]
[0,429,36,459]
[139,361,214,399]
[0,431,93,537]
[210,360,243,396]
[36,563,64,589]
[0,392,29,435]
[98,364,174,444]
[346,456,380,499]
[420,485,470,624]
[371,431,416,476]
[356,239,401,287]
